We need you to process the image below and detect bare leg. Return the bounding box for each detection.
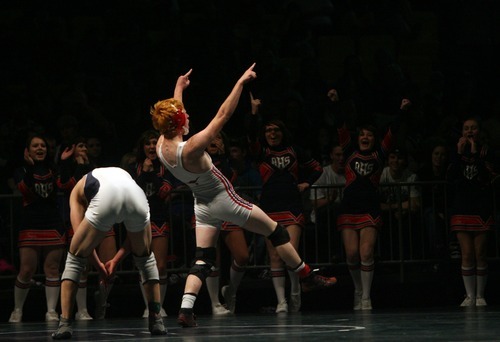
[43,246,64,318]
[243,205,337,292]
[243,206,303,268]
[61,220,107,319]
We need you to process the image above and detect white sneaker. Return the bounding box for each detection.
[8,309,22,323]
[45,311,59,322]
[476,297,487,306]
[75,309,93,321]
[275,300,288,313]
[289,293,301,313]
[361,298,372,310]
[221,285,236,314]
[160,308,168,317]
[212,303,231,315]
[460,296,475,307]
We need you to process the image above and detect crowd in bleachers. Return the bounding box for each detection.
[1,1,499,181]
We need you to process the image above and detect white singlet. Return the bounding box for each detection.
[157,141,252,229]
[84,167,150,232]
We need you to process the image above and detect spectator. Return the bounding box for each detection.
[379,147,421,259]
[447,117,497,307]
[247,92,323,313]
[309,143,346,263]
[8,134,66,323]
[416,141,450,259]
[127,129,176,318]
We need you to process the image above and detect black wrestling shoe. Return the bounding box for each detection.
[177,308,197,327]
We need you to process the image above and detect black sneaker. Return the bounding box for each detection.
[301,272,337,292]
[52,317,73,340]
[149,312,167,335]
[177,308,197,327]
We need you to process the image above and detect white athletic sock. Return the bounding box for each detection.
[271,268,286,304]
[13,277,31,311]
[181,293,197,309]
[76,280,88,311]
[287,269,300,295]
[476,266,488,298]
[462,266,476,299]
[205,268,221,306]
[45,277,60,312]
[229,260,245,293]
[347,262,362,294]
[360,261,374,300]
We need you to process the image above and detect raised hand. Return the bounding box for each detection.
[75,151,89,165]
[24,148,34,165]
[143,158,154,172]
[61,145,75,161]
[176,69,192,91]
[238,63,257,85]
[250,91,261,115]
[400,98,412,111]
[457,137,468,154]
[327,89,339,102]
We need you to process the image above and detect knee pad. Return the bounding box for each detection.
[61,252,88,283]
[134,252,159,284]
[188,247,216,282]
[267,224,290,247]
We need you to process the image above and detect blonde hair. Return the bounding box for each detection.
[150,98,186,135]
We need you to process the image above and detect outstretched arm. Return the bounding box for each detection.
[185,63,257,158]
[174,69,192,103]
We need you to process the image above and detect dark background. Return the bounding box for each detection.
[1,0,499,171]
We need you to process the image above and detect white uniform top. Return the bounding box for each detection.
[84,167,150,232]
[379,166,420,203]
[309,165,346,223]
[157,140,252,229]
[309,165,346,204]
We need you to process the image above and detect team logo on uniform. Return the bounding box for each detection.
[34,182,53,198]
[354,161,374,176]
[271,156,291,169]
[463,165,478,180]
